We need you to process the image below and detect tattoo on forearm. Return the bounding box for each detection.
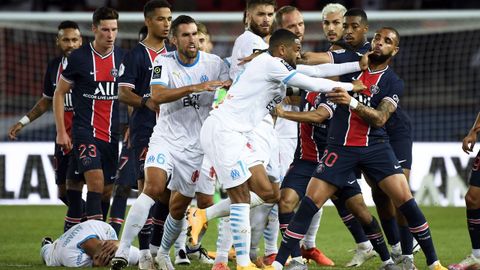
[354,100,395,128]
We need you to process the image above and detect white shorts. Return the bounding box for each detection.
[278,137,297,181]
[196,155,217,196]
[248,118,281,183]
[200,116,254,190]
[145,136,203,198]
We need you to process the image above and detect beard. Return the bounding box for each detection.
[368,51,391,65]
[249,21,270,38]
[180,47,198,60]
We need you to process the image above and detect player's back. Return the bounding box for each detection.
[61,43,126,143]
[212,52,295,132]
[150,51,229,152]
[229,30,268,80]
[50,220,117,267]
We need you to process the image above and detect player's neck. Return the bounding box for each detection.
[92,41,113,56]
[143,35,166,51]
[369,62,388,72]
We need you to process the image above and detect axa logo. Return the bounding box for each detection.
[94,82,116,96]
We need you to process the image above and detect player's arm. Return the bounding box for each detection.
[8,97,52,140]
[53,78,72,151]
[81,238,118,267]
[118,86,157,113]
[298,51,331,65]
[326,87,396,128]
[462,112,480,154]
[150,81,224,105]
[286,72,365,93]
[296,52,371,77]
[274,104,330,124]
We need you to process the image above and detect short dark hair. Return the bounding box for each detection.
[274,5,298,30]
[344,8,368,24]
[144,0,171,18]
[138,25,148,41]
[378,26,400,46]
[58,20,79,31]
[247,0,276,10]
[268,28,298,52]
[170,15,196,37]
[92,6,119,26]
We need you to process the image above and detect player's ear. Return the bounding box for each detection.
[392,46,399,57]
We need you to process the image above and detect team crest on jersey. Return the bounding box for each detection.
[152,65,162,79]
[110,68,119,78]
[200,75,209,83]
[280,59,294,71]
[370,84,380,95]
[230,169,241,180]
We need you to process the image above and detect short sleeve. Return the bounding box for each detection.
[317,94,336,119]
[150,55,169,87]
[329,49,362,64]
[42,60,55,98]
[60,51,80,84]
[382,78,404,108]
[118,50,139,90]
[267,58,297,85]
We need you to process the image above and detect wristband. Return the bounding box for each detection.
[19,115,30,126]
[349,98,359,110]
[141,96,149,108]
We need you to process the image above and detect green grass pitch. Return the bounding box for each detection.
[0,205,470,269]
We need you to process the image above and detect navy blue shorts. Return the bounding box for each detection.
[333,176,362,201]
[68,136,118,185]
[133,141,149,181]
[390,138,412,170]
[54,144,75,185]
[469,150,480,187]
[115,144,138,189]
[281,159,318,199]
[312,143,404,189]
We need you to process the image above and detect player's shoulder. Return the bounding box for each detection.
[153,51,176,64]
[68,43,90,59]
[199,51,224,64]
[114,45,127,56]
[268,54,295,71]
[233,31,265,48]
[383,67,403,85]
[46,56,63,70]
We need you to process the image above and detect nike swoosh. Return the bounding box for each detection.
[90,71,97,75]
[347,180,356,184]
[398,159,406,164]
[148,67,153,70]
[394,165,402,169]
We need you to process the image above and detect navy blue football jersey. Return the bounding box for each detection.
[61,43,125,143]
[293,91,335,162]
[327,66,404,146]
[118,42,168,146]
[328,41,371,83]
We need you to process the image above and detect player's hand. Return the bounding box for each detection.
[222,79,232,89]
[326,87,351,105]
[7,122,23,140]
[56,131,72,153]
[145,97,159,114]
[194,80,224,92]
[238,51,262,65]
[351,80,367,92]
[359,51,373,70]
[93,241,117,266]
[273,104,285,117]
[462,131,478,154]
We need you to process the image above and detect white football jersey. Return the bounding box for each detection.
[150,51,229,152]
[44,220,117,267]
[211,52,296,132]
[275,104,299,138]
[229,30,268,80]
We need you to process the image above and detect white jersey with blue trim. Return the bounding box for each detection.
[229,30,268,81]
[211,52,297,132]
[150,50,229,152]
[43,220,117,267]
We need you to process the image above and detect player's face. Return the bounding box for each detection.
[92,19,118,52]
[173,23,199,61]
[57,28,82,57]
[281,10,305,42]
[369,29,399,64]
[247,4,275,38]
[198,32,213,53]
[322,12,344,43]
[146,7,172,40]
[282,39,302,69]
[343,16,368,47]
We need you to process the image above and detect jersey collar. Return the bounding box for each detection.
[175,50,200,67]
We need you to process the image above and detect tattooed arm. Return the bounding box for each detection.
[326,87,396,128]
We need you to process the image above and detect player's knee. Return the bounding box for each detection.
[113,184,131,198]
[278,197,296,213]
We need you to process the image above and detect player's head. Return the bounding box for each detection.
[138,25,148,41]
[91,7,119,51]
[268,28,301,68]
[144,0,172,40]
[246,0,276,38]
[56,20,82,57]
[197,22,213,53]
[369,27,400,65]
[274,6,305,42]
[321,3,346,43]
[343,8,368,48]
[171,15,198,60]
